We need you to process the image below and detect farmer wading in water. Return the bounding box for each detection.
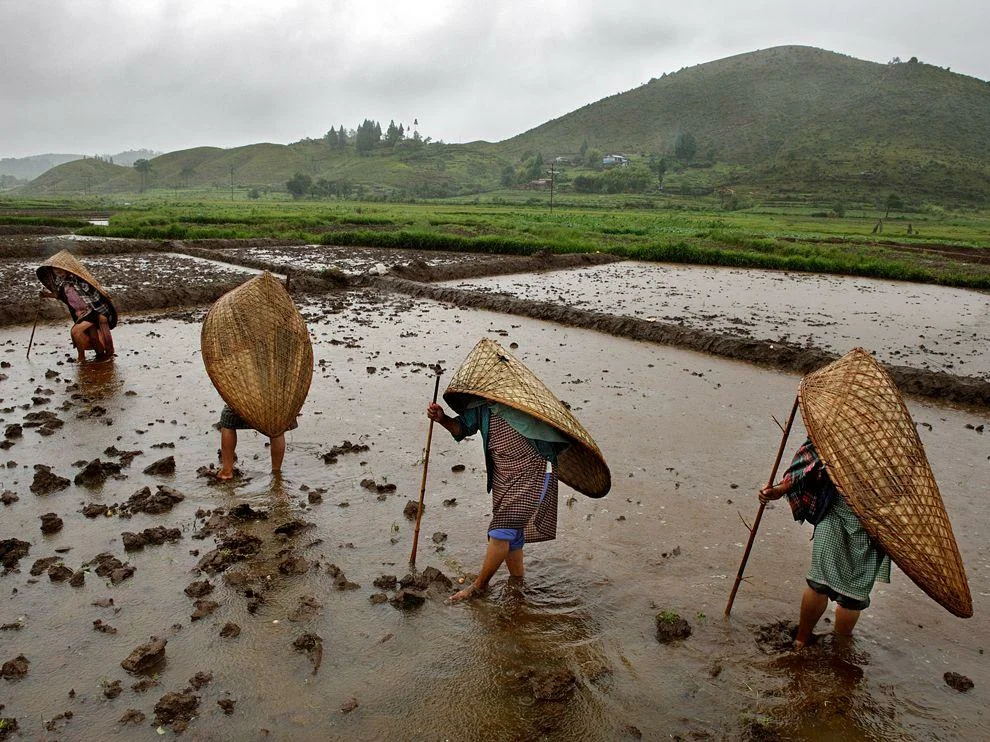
[428,399,570,602]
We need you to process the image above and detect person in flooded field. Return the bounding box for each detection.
[216,404,287,480]
[39,267,115,362]
[427,399,570,602]
[759,437,891,648]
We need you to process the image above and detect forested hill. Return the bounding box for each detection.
[21,46,990,203]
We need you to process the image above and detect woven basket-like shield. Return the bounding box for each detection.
[799,347,972,618]
[444,337,611,498]
[201,272,313,437]
[36,249,118,328]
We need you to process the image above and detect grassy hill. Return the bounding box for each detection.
[21,46,990,204]
[504,46,990,202]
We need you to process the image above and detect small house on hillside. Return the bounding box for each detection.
[602,154,629,168]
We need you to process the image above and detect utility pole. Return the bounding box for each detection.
[546,164,557,214]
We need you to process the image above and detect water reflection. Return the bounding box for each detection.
[760,637,906,740]
[75,356,123,399]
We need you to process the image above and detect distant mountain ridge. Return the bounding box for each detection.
[1,149,160,180]
[18,46,990,203]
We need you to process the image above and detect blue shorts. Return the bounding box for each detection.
[488,528,525,551]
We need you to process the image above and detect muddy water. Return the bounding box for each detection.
[1,292,988,740]
[440,262,990,379]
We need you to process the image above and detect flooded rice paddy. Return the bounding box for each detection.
[440,262,990,379]
[0,246,988,740]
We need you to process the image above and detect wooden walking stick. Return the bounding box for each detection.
[409,367,442,567]
[26,296,42,358]
[724,395,800,617]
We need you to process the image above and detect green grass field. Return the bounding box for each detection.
[3,193,989,289]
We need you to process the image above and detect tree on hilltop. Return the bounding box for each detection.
[133,159,152,192]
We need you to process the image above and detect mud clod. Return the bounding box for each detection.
[121,525,182,551]
[191,600,220,621]
[126,484,184,514]
[390,588,427,609]
[944,671,974,692]
[655,611,692,644]
[103,679,122,699]
[1,655,29,680]
[755,620,798,653]
[118,709,146,725]
[74,458,122,486]
[189,670,213,690]
[121,636,167,673]
[196,530,263,574]
[373,574,397,590]
[48,563,74,582]
[30,464,70,495]
[403,500,422,520]
[40,512,64,534]
[143,455,176,476]
[0,539,31,572]
[292,632,324,674]
[217,698,236,715]
[184,580,214,598]
[219,622,241,638]
[154,690,200,727]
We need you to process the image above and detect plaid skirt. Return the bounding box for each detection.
[807,497,891,607]
[219,404,252,430]
[487,414,558,544]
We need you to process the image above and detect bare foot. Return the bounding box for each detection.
[217,469,234,481]
[448,584,484,603]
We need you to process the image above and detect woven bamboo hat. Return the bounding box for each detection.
[36,249,118,328]
[201,272,313,437]
[444,337,611,498]
[799,347,972,618]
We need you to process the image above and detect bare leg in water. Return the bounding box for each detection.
[450,537,523,602]
[218,428,237,480]
[794,586,829,648]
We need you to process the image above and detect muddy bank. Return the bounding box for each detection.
[379,276,990,409]
[387,250,618,283]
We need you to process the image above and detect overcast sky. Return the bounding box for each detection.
[2,0,987,158]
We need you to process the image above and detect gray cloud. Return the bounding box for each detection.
[0,0,986,157]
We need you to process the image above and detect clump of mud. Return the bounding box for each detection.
[755,620,798,653]
[655,611,692,644]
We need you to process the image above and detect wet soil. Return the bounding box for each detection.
[0,244,988,739]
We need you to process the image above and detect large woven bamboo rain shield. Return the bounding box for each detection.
[201,272,313,438]
[799,347,972,618]
[444,338,611,498]
[36,249,119,328]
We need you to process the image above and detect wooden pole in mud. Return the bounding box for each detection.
[26,296,42,358]
[409,368,442,567]
[724,395,800,617]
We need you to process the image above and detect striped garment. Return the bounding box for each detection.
[487,413,558,544]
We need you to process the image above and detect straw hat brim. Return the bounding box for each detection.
[444,338,611,498]
[799,347,972,618]
[201,272,313,437]
[36,249,118,328]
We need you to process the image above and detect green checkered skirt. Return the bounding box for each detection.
[807,496,891,607]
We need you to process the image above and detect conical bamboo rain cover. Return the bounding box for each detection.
[444,337,611,498]
[799,348,972,618]
[201,272,313,438]
[36,249,118,328]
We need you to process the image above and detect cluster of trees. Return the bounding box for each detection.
[572,166,654,194]
[324,118,430,155]
[286,173,353,199]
